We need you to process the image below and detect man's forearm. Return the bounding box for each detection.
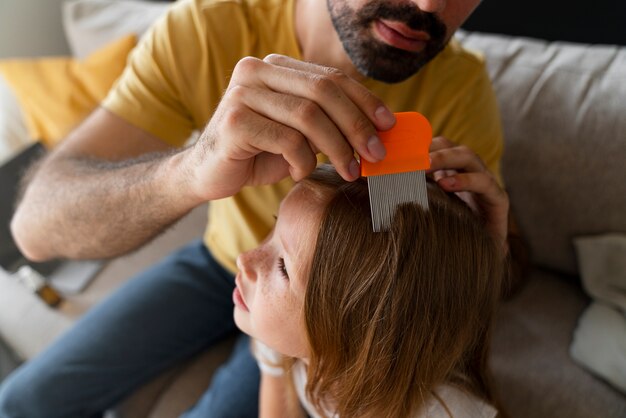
[11,147,201,261]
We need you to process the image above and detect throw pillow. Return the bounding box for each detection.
[0,35,136,148]
[0,75,32,166]
[63,0,170,59]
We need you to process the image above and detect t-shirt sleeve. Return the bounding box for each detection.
[446,64,503,184]
[102,2,198,147]
[441,57,504,184]
[422,40,503,184]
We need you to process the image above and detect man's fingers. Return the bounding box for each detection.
[437,171,509,243]
[218,105,319,181]
[249,153,291,185]
[224,55,395,182]
[438,172,507,208]
[248,121,318,182]
[429,136,456,152]
[264,55,396,130]
[428,145,486,174]
[431,169,457,182]
[252,55,393,163]
[252,61,382,163]
[424,134,509,253]
[230,85,358,180]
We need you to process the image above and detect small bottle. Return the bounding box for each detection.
[14,265,63,308]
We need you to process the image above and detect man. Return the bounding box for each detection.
[0,0,510,417]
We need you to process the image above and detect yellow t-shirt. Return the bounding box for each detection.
[103,0,503,274]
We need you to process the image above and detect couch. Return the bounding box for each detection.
[0,1,624,417]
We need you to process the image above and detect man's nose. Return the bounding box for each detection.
[412,0,447,14]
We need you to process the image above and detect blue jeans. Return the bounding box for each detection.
[0,240,259,418]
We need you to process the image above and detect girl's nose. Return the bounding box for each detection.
[237,246,271,281]
[236,251,257,282]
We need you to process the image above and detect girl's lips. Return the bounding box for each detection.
[373,19,430,52]
[233,280,249,312]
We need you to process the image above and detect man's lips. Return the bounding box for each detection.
[233,277,249,312]
[373,19,430,52]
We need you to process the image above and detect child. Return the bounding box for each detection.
[233,164,505,418]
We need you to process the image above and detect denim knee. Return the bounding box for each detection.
[0,365,75,418]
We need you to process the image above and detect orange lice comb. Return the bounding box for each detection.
[361,112,432,232]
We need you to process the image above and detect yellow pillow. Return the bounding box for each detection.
[0,35,136,148]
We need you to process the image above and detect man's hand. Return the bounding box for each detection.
[185,54,396,201]
[428,136,510,253]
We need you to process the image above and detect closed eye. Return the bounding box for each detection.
[277,258,289,279]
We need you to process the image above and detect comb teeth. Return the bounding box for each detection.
[367,170,429,232]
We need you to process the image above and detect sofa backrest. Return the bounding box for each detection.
[458,31,626,275]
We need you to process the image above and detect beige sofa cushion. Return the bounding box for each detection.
[458,31,626,275]
[491,269,626,417]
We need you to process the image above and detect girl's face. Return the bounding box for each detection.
[233,184,325,360]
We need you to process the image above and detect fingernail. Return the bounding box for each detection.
[349,159,361,180]
[367,135,387,161]
[374,106,395,128]
[441,177,456,187]
[426,156,433,172]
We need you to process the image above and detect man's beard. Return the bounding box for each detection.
[327,0,448,83]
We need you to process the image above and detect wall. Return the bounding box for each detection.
[463,0,626,45]
[0,0,70,59]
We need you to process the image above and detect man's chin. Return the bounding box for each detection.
[356,60,426,83]
[344,42,438,83]
[355,44,448,83]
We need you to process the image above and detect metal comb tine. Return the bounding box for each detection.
[367,170,428,232]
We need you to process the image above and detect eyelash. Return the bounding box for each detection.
[277,258,289,279]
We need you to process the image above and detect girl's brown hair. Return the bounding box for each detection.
[300,165,504,418]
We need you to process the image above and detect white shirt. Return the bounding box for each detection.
[254,342,497,418]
